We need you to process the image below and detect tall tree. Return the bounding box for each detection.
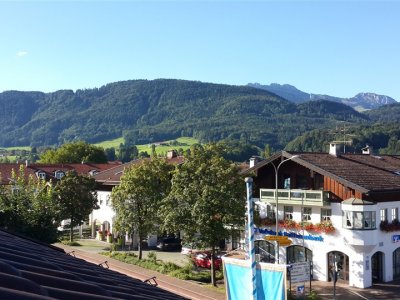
[111,158,174,259]
[54,171,98,242]
[0,165,59,242]
[40,141,107,163]
[160,144,246,286]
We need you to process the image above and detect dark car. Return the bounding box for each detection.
[156,237,182,251]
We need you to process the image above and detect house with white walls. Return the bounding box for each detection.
[245,144,400,288]
[90,150,184,246]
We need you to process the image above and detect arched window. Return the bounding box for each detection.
[393,248,400,279]
[255,240,275,263]
[287,245,312,264]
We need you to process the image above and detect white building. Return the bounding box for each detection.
[90,151,185,245]
[245,145,400,288]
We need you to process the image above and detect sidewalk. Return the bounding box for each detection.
[55,242,225,300]
[55,241,400,300]
[305,279,400,300]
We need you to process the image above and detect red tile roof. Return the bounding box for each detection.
[0,163,117,185]
[94,157,185,186]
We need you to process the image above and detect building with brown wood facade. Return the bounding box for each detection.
[245,144,400,288]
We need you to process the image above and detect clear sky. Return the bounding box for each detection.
[1,0,399,100]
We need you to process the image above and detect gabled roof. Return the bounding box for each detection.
[94,156,185,186]
[0,230,188,299]
[0,163,118,185]
[246,151,400,194]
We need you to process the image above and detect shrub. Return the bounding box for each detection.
[147,251,157,263]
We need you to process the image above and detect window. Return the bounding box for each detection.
[392,208,398,221]
[303,207,312,221]
[342,211,376,230]
[283,176,291,189]
[89,170,99,176]
[106,195,111,206]
[321,208,332,222]
[343,211,352,228]
[255,240,275,263]
[287,245,312,264]
[36,171,46,180]
[380,209,387,222]
[55,171,65,180]
[267,205,276,219]
[284,206,293,220]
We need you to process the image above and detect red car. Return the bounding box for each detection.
[193,252,222,270]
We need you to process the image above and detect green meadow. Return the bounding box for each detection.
[95,137,199,155]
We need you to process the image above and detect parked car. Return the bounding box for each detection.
[193,252,222,270]
[156,237,182,251]
[181,242,202,255]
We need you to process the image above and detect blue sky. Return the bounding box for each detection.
[1,0,399,100]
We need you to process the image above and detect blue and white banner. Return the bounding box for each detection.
[223,257,287,300]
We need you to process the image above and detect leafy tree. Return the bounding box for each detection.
[0,165,59,242]
[217,139,261,162]
[40,141,107,163]
[111,158,174,259]
[54,171,98,242]
[160,144,246,286]
[118,144,139,162]
[264,143,272,158]
[104,147,116,161]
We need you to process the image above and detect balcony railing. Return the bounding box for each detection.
[259,189,330,207]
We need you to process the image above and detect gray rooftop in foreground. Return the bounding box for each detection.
[0,230,189,299]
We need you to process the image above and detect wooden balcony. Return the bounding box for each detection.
[259,189,330,207]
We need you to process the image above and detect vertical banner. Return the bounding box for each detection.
[223,257,286,300]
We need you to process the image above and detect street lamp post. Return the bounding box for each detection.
[271,155,299,263]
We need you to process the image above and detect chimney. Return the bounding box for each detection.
[249,156,263,168]
[329,143,339,157]
[362,145,372,155]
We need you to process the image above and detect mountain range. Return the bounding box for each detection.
[0,79,398,151]
[248,83,397,111]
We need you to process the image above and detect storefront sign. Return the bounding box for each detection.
[255,227,323,242]
[392,235,400,243]
[290,262,310,283]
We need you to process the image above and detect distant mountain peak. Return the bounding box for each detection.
[248,83,397,111]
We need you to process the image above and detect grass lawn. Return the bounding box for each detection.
[95,137,199,155]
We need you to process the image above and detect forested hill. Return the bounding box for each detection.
[0,79,369,149]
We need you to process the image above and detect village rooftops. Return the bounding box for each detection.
[0,162,118,185]
[94,156,185,186]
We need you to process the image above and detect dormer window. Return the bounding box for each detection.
[89,170,99,176]
[36,171,46,180]
[54,170,65,180]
